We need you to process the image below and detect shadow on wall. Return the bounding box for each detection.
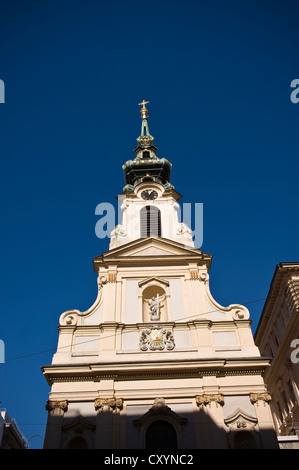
[43,400,279,450]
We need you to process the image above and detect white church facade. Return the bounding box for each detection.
[42,102,278,449]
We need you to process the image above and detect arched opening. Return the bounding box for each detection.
[67,436,88,449]
[234,431,256,449]
[145,420,178,449]
[140,206,161,238]
[142,285,166,322]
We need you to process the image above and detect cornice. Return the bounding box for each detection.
[255,262,299,344]
[93,237,212,272]
[94,254,211,270]
[41,357,270,385]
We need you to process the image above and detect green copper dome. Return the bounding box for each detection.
[122,101,173,192]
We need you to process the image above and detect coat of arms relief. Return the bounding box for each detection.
[139,325,175,351]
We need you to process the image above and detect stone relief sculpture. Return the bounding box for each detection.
[110,224,127,239]
[139,326,175,351]
[141,282,168,323]
[148,294,160,321]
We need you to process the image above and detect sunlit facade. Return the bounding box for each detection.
[42,103,278,449]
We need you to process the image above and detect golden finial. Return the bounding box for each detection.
[138,100,149,119]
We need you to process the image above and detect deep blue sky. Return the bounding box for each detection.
[0,0,298,448]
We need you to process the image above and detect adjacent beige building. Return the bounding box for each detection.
[42,102,278,449]
[255,262,299,448]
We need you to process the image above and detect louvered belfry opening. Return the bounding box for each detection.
[140,205,161,238]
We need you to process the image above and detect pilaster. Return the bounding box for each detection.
[94,397,123,449]
[44,400,68,449]
[250,393,279,449]
[195,393,226,448]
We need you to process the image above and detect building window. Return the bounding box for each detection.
[67,436,88,449]
[233,431,256,449]
[145,420,178,449]
[140,206,161,238]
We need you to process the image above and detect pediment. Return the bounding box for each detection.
[118,241,190,257]
[129,245,176,257]
[138,277,169,287]
[224,408,258,431]
[93,237,212,271]
[62,416,96,432]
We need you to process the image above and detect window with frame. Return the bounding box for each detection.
[140,205,161,238]
[145,420,178,449]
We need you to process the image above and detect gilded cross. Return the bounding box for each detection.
[138,100,149,109]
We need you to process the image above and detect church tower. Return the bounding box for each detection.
[109,99,193,250]
[42,102,278,449]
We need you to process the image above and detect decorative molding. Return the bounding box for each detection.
[110,224,127,239]
[233,309,247,320]
[107,273,117,283]
[46,400,68,414]
[152,397,168,408]
[61,417,95,450]
[176,222,192,236]
[94,397,123,412]
[189,270,199,280]
[224,408,257,431]
[195,393,224,407]
[199,272,207,281]
[134,398,187,428]
[249,392,272,405]
[59,276,104,326]
[138,277,169,288]
[98,275,107,287]
[42,358,270,385]
[285,278,299,313]
[62,416,96,433]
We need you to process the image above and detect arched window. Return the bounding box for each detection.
[140,206,161,238]
[145,420,178,449]
[67,436,88,449]
[234,431,256,449]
